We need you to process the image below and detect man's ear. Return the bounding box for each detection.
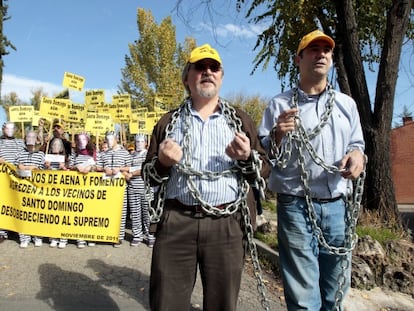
[294,55,301,66]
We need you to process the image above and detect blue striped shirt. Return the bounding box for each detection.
[165,105,239,206]
[258,87,365,198]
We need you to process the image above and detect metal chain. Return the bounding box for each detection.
[272,86,367,311]
[143,98,270,310]
[240,184,271,311]
[270,84,335,168]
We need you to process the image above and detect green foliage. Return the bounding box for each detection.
[226,92,268,126]
[54,89,69,99]
[254,231,278,250]
[261,198,276,212]
[30,88,47,110]
[119,8,196,111]
[356,225,401,247]
[0,0,16,99]
[236,0,414,89]
[255,219,402,252]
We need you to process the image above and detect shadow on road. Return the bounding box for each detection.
[37,263,120,311]
[86,259,149,306]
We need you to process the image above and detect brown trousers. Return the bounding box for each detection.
[149,204,245,311]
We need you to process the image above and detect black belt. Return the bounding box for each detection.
[165,199,227,214]
[278,194,342,204]
[310,196,342,203]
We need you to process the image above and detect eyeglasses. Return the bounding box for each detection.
[193,62,221,73]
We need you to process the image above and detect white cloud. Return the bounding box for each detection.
[200,22,266,39]
[1,74,118,103]
[1,74,63,103]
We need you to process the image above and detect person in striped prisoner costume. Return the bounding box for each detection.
[0,122,25,242]
[44,137,70,248]
[96,131,132,247]
[14,130,46,248]
[125,134,154,247]
[68,132,98,248]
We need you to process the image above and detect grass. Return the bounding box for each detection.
[254,231,278,250]
[356,208,410,247]
[254,198,278,249]
[261,199,276,212]
[356,225,401,247]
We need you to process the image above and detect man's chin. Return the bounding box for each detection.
[197,87,218,99]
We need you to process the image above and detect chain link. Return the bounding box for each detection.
[240,186,271,311]
[143,98,270,310]
[270,84,336,168]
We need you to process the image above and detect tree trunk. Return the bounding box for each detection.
[334,0,412,224]
[364,126,400,221]
[366,0,412,220]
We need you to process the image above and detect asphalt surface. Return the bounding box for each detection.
[0,229,286,311]
[1,206,413,311]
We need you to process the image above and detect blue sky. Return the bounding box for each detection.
[1,0,413,126]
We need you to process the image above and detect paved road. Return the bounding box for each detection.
[0,230,286,311]
[1,205,413,311]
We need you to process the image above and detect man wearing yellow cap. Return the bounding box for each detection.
[258,30,366,310]
[143,44,269,310]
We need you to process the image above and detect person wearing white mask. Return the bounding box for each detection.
[125,134,154,247]
[0,122,25,242]
[96,131,132,247]
[14,130,46,248]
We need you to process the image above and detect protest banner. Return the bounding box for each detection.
[62,72,85,92]
[66,101,87,124]
[8,105,34,123]
[0,163,126,243]
[84,111,114,134]
[112,94,132,123]
[39,97,70,121]
[85,89,105,111]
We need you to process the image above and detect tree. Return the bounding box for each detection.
[1,91,20,119]
[30,88,48,111]
[176,0,413,224]
[228,0,412,225]
[119,8,196,111]
[54,88,69,99]
[227,92,268,126]
[393,105,413,127]
[0,0,16,99]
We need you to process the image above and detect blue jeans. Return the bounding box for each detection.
[277,194,351,311]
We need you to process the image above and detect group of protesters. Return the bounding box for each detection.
[0,33,368,310]
[0,119,154,249]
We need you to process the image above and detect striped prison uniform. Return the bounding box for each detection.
[97,146,131,241]
[127,149,151,240]
[0,137,25,238]
[14,149,45,244]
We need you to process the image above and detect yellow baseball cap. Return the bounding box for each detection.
[297,30,335,56]
[53,120,65,129]
[188,44,222,65]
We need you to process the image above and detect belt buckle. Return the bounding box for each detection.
[192,205,205,218]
